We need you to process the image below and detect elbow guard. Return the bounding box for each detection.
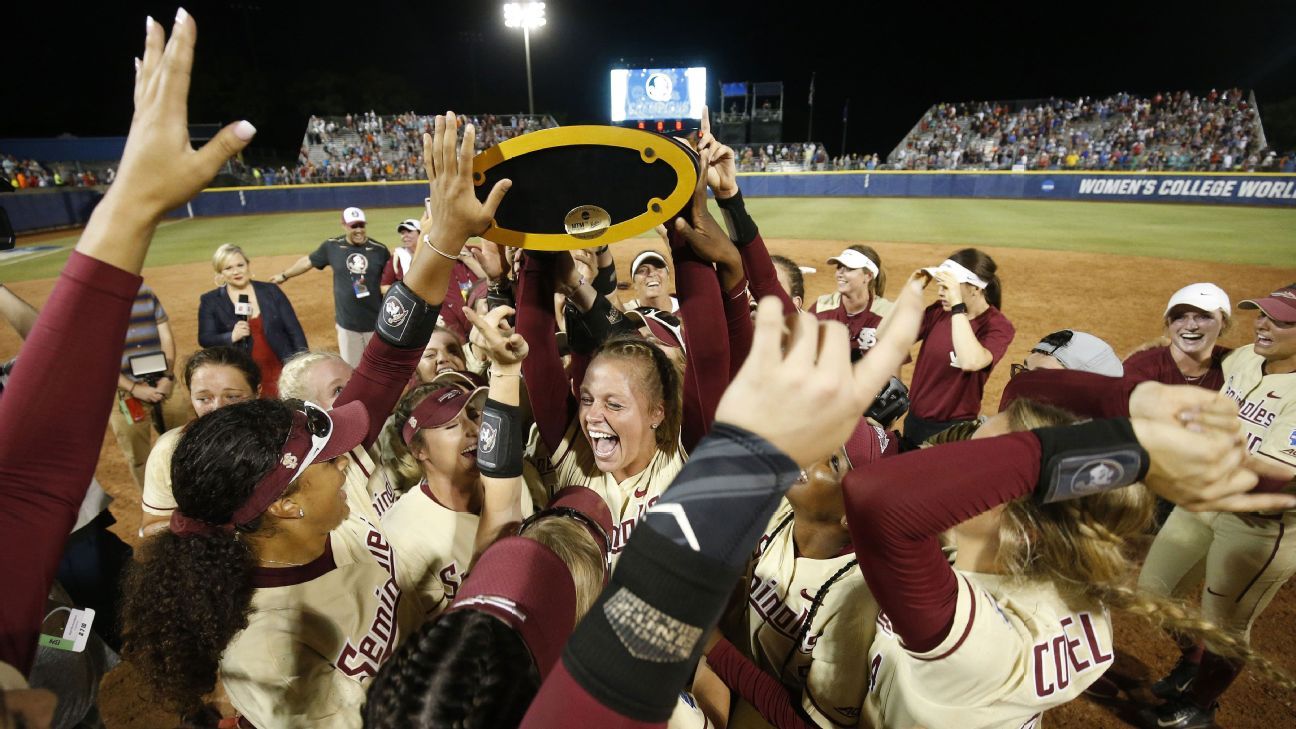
[1034,418,1149,503]
[374,281,440,350]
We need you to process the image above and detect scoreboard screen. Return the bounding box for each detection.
[610,67,707,123]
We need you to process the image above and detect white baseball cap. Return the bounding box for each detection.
[396,218,421,233]
[1164,283,1231,318]
[826,249,879,277]
[923,259,988,289]
[1033,330,1124,377]
[342,207,367,225]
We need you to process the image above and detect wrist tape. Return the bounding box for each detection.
[562,524,735,722]
[592,263,617,297]
[1034,418,1149,503]
[374,281,440,350]
[715,190,759,247]
[476,399,523,478]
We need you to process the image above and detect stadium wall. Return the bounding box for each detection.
[5,171,1293,233]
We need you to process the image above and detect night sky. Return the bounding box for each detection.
[8,0,1296,162]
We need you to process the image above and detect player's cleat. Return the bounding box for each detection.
[1146,699,1217,729]
[1150,657,1200,700]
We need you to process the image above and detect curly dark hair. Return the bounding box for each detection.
[120,399,296,715]
[183,345,262,392]
[363,610,541,728]
[592,334,683,457]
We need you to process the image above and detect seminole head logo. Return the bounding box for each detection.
[346,252,369,275]
[384,297,408,327]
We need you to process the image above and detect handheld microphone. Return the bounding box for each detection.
[235,294,252,321]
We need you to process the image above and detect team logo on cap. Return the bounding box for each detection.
[408,416,418,430]
[480,422,498,454]
[282,453,299,470]
[384,297,409,327]
[1288,428,1296,447]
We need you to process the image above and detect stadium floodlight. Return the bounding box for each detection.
[503,2,546,115]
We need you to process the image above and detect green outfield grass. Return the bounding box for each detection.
[2,197,1292,282]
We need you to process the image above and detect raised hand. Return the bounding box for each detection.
[422,113,511,253]
[113,10,256,222]
[674,148,743,289]
[1131,418,1295,512]
[696,105,738,199]
[464,305,529,367]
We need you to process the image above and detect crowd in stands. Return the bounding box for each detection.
[251,111,560,185]
[6,14,1296,729]
[2,154,116,189]
[733,142,834,171]
[889,88,1294,172]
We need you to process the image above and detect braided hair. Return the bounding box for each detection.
[363,610,541,728]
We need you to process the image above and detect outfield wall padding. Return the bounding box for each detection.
[6,171,1293,233]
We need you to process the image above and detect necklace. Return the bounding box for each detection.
[259,557,306,568]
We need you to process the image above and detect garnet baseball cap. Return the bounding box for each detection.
[445,536,577,680]
[1239,284,1296,323]
[631,250,669,273]
[342,207,366,225]
[826,249,879,277]
[396,218,421,233]
[1033,330,1124,377]
[540,486,615,561]
[843,416,895,469]
[401,386,486,444]
[1165,283,1231,318]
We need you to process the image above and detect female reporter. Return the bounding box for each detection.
[1124,282,1232,390]
[198,243,307,397]
[138,346,262,537]
[902,248,1015,448]
[120,111,512,727]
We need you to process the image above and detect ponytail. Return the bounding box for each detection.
[948,247,1001,309]
[120,400,294,715]
[848,244,887,299]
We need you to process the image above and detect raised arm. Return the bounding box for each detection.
[0,8,254,674]
[518,251,576,452]
[337,112,511,447]
[465,305,530,556]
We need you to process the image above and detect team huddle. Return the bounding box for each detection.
[2,10,1295,729]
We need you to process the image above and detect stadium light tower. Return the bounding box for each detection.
[503,2,546,115]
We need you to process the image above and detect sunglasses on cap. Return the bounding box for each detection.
[287,402,334,484]
[518,506,612,578]
[1009,330,1074,378]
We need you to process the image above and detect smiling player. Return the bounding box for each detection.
[1124,283,1233,390]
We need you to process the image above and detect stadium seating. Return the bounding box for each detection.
[733,142,833,172]
[886,89,1281,172]
[277,112,560,185]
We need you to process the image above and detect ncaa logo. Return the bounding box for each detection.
[645,72,673,102]
[1041,179,1056,192]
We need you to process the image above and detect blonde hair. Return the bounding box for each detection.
[376,384,441,494]
[591,336,683,458]
[847,244,887,298]
[995,399,1295,689]
[277,350,348,402]
[212,244,248,286]
[520,517,606,624]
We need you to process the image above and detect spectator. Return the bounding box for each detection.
[198,244,307,397]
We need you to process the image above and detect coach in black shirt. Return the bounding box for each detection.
[272,206,391,366]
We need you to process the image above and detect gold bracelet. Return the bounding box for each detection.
[422,234,459,261]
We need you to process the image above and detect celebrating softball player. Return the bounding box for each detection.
[1137,282,1296,729]
[1124,282,1233,390]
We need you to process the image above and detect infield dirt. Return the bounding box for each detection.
[3,238,1292,728]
